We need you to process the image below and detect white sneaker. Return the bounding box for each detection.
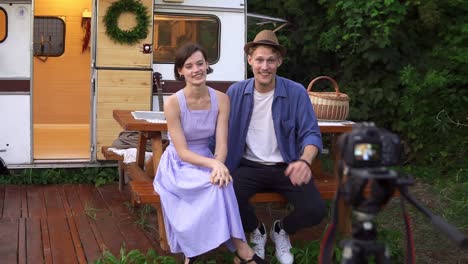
[270,220,294,264]
[249,223,267,259]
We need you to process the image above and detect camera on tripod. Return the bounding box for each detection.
[339,123,400,168]
[334,123,401,217]
[319,122,467,264]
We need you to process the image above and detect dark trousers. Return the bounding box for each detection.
[233,158,326,235]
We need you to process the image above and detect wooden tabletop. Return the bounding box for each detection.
[113,110,353,133]
[319,122,354,133]
[113,110,167,131]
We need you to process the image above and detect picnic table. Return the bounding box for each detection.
[112,109,354,250]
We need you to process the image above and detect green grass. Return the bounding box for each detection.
[95,247,177,264]
[0,163,465,263]
[134,204,156,232]
[0,167,118,186]
[376,164,468,264]
[84,202,99,220]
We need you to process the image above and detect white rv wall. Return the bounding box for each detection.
[0,4,31,78]
[0,96,31,164]
[0,3,32,165]
[154,0,245,10]
[153,1,246,82]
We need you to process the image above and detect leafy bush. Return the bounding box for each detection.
[247,0,467,171]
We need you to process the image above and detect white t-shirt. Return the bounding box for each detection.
[243,89,284,165]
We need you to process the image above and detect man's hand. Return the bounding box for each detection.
[284,160,313,186]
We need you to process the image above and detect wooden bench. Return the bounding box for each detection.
[129,175,339,252]
[101,146,154,191]
[102,146,126,191]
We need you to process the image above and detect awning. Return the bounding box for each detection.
[247,12,289,32]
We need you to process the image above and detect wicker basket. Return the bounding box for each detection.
[307,76,350,121]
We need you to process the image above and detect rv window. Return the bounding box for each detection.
[0,7,6,43]
[153,14,220,63]
[33,17,65,56]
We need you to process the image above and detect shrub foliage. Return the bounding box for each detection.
[248,0,467,170]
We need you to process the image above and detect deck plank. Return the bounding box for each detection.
[0,183,161,263]
[26,185,47,218]
[0,186,4,217]
[76,185,106,254]
[26,218,44,264]
[43,185,65,217]
[63,184,102,262]
[59,185,92,264]
[0,218,18,263]
[98,184,155,253]
[18,218,26,264]
[78,185,124,256]
[27,185,47,218]
[44,185,77,264]
[41,216,53,264]
[3,185,22,218]
[20,186,28,218]
[48,216,78,264]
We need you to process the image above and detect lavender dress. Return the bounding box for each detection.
[153,88,246,257]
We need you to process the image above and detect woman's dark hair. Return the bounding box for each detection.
[174,42,213,81]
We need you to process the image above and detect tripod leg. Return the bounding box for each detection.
[340,242,366,264]
[374,246,392,264]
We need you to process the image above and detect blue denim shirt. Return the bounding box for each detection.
[225,76,323,172]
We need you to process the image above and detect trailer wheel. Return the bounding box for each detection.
[0,157,8,175]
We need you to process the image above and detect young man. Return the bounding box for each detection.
[226,30,326,264]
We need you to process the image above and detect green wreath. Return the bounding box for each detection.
[103,0,150,45]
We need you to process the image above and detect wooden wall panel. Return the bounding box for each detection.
[95,70,152,159]
[33,124,90,159]
[35,0,91,15]
[96,0,153,68]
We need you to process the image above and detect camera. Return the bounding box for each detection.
[337,122,401,168]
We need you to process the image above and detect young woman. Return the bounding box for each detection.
[153,43,266,264]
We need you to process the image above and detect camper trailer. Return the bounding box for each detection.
[0,0,249,168]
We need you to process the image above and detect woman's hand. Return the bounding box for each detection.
[209,160,232,187]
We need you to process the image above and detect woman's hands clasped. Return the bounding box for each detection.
[209,160,233,187]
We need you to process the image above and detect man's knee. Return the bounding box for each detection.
[232,167,256,203]
[234,183,251,207]
[299,199,327,226]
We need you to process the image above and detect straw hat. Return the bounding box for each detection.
[244,30,286,57]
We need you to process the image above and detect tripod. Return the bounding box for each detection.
[339,212,392,264]
[319,124,467,264]
[319,167,467,264]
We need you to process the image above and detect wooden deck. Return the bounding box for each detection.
[0,184,163,264]
[0,183,326,263]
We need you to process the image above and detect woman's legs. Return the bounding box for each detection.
[232,238,267,263]
[184,256,199,264]
[232,238,255,259]
[182,240,258,264]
